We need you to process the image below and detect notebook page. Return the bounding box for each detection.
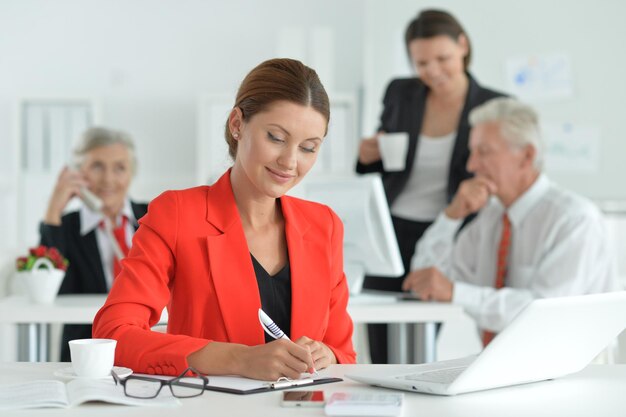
[0,380,68,409]
[66,378,180,407]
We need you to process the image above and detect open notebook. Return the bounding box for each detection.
[347,292,626,395]
[204,374,341,395]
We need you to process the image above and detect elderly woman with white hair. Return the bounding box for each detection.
[40,126,148,361]
[402,97,619,346]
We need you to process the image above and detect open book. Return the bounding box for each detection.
[0,379,180,410]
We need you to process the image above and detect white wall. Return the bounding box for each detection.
[4,0,626,244]
[0,0,365,188]
[0,0,365,249]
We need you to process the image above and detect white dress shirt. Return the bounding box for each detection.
[79,199,137,289]
[411,174,619,332]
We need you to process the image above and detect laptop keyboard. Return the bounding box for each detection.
[399,366,467,384]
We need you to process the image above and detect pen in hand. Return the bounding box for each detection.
[258,308,318,376]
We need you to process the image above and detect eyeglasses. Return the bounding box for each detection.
[111,367,209,399]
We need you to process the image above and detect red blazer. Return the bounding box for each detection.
[93,171,356,375]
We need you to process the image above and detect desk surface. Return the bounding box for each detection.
[0,294,463,324]
[1,362,624,416]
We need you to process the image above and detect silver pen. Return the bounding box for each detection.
[258,308,318,375]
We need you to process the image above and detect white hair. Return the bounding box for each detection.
[72,126,137,174]
[469,98,544,170]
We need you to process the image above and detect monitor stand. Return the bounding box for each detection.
[345,263,408,303]
[344,263,365,295]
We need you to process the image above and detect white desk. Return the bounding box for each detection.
[349,294,463,363]
[0,295,169,362]
[0,294,462,363]
[0,295,107,362]
[1,362,625,416]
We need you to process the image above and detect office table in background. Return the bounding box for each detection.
[1,362,625,416]
[348,293,463,363]
[0,294,463,363]
[0,295,168,362]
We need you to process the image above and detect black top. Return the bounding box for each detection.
[251,254,292,344]
[356,73,507,206]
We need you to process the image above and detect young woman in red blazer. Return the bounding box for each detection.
[93,58,356,380]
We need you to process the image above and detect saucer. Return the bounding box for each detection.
[54,366,133,380]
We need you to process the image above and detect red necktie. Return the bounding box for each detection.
[112,216,130,279]
[483,213,511,346]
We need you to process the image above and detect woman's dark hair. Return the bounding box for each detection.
[224,58,330,159]
[404,9,471,69]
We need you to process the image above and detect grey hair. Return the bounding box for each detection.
[72,126,137,174]
[469,98,544,170]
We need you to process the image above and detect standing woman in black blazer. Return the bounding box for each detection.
[40,127,147,362]
[356,9,506,364]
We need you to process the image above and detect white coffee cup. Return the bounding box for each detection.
[69,338,117,378]
[377,132,409,171]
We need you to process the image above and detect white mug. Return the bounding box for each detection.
[377,132,409,171]
[69,338,117,378]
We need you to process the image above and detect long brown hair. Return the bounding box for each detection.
[224,58,330,159]
[405,9,472,69]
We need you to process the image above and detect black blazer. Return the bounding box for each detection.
[40,201,148,361]
[356,73,507,206]
[40,201,148,295]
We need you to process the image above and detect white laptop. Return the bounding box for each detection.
[347,291,626,395]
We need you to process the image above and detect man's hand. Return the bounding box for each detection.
[401,267,453,302]
[445,177,497,220]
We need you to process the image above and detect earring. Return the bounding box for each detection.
[232,132,239,139]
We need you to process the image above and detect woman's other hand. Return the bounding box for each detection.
[358,134,382,165]
[44,166,88,225]
[295,336,337,371]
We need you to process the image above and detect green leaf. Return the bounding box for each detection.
[25,256,36,271]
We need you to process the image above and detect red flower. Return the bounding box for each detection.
[59,259,69,271]
[15,257,27,270]
[17,246,69,272]
[30,245,47,258]
[47,247,62,263]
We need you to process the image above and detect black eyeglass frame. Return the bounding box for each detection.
[111,367,209,399]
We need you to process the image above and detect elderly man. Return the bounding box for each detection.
[402,98,619,344]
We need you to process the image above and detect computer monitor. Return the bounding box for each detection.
[294,174,404,294]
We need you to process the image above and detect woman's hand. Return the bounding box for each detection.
[295,336,337,370]
[358,135,382,165]
[187,339,314,381]
[44,166,89,225]
[237,339,315,380]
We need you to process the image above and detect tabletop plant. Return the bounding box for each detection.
[16,245,69,272]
